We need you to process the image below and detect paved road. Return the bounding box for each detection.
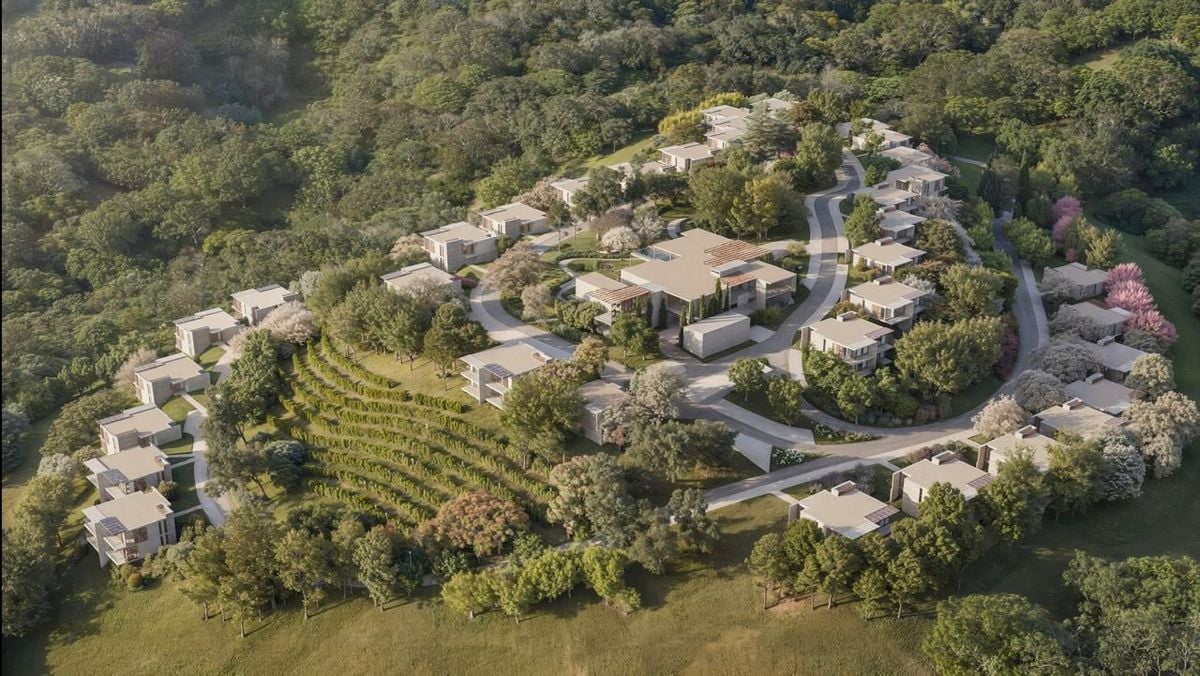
[181,393,234,526]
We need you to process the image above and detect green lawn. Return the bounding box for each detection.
[197,346,225,369]
[2,412,57,529]
[169,462,200,512]
[948,375,1002,417]
[355,353,505,436]
[540,229,600,262]
[950,160,983,195]
[161,396,195,424]
[562,258,640,280]
[583,132,658,169]
[160,434,196,456]
[952,134,995,162]
[2,495,933,675]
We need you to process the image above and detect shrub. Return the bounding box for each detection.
[125,572,144,590]
[157,480,178,501]
[1126,309,1177,348]
[1013,370,1067,412]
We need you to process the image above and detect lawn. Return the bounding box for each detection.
[2,411,57,529]
[540,229,600,262]
[354,353,504,436]
[952,134,995,162]
[948,375,1002,417]
[2,495,934,675]
[562,257,640,280]
[197,346,225,369]
[160,434,196,456]
[606,344,663,370]
[169,462,200,512]
[161,396,195,424]
[583,132,658,169]
[949,160,982,195]
[723,390,871,445]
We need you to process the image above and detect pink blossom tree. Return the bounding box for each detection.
[1051,196,1082,222]
[1064,247,1078,262]
[1127,309,1177,348]
[1051,216,1073,245]
[1106,280,1156,314]
[1105,262,1143,290]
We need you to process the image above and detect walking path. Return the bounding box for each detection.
[946,155,986,167]
[180,396,233,527]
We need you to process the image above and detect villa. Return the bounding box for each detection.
[579,380,628,444]
[573,272,651,331]
[173,308,240,358]
[381,262,461,296]
[1035,398,1125,439]
[84,446,172,502]
[231,284,300,325]
[843,276,928,330]
[851,238,926,275]
[659,143,714,172]
[1043,263,1110,300]
[701,105,751,126]
[978,425,1057,475]
[800,311,894,374]
[82,489,175,568]
[884,165,947,197]
[98,404,182,455]
[421,221,498,272]
[890,451,994,517]
[460,340,571,409]
[1058,302,1132,337]
[836,118,912,151]
[855,185,917,212]
[879,210,925,243]
[551,177,589,206]
[880,146,933,167]
[132,354,208,407]
[478,202,548,239]
[1064,373,1137,415]
[682,311,752,359]
[1087,336,1149,383]
[795,481,899,540]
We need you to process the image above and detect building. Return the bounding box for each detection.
[978,425,1056,475]
[98,404,182,455]
[851,238,926,275]
[1035,398,1125,439]
[1059,302,1133,338]
[705,125,747,151]
[800,311,895,374]
[885,165,947,198]
[620,229,796,327]
[479,202,549,239]
[701,105,751,126]
[573,272,652,333]
[460,340,571,409]
[421,221,499,272]
[855,185,917,212]
[879,210,925,243]
[890,451,994,517]
[659,142,714,171]
[132,354,208,407]
[1087,336,1148,383]
[1064,373,1137,415]
[795,481,899,540]
[82,489,175,568]
[173,308,240,358]
[1043,263,1110,300]
[84,446,172,502]
[231,283,300,326]
[880,146,933,167]
[381,262,461,296]
[550,177,589,206]
[579,380,628,444]
[836,118,912,151]
[609,160,673,177]
[682,311,751,359]
[843,276,929,330]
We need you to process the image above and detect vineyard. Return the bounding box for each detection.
[280,336,555,529]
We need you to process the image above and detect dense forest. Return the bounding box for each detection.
[2,0,1197,424]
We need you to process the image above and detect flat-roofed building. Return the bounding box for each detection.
[479,202,549,239]
[1064,373,1136,415]
[979,425,1056,475]
[460,340,571,409]
[1087,336,1149,383]
[579,380,628,444]
[682,311,751,359]
[836,118,912,151]
[231,284,301,325]
[381,262,461,296]
[891,451,994,517]
[84,446,172,502]
[1059,302,1133,338]
[98,404,182,455]
[855,185,918,212]
[843,276,929,330]
[886,165,948,197]
[880,146,933,167]
[82,489,175,568]
[660,142,715,172]
[1035,398,1126,439]
[800,311,895,374]
[796,481,899,540]
[851,238,926,275]
[550,176,589,206]
[1043,263,1110,300]
[421,221,498,272]
[701,105,751,126]
[879,210,925,243]
[173,308,240,358]
[133,353,208,406]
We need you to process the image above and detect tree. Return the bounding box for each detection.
[490,568,539,624]
[791,123,843,190]
[842,197,882,247]
[940,264,1003,320]
[223,329,281,425]
[441,571,495,620]
[894,317,1004,395]
[179,527,228,621]
[600,226,640,255]
[522,548,580,603]
[275,528,334,621]
[689,166,746,228]
[728,358,769,401]
[609,312,659,360]
[329,516,365,598]
[981,450,1050,542]
[1085,228,1120,269]
[416,492,529,558]
[767,376,806,425]
[1046,435,1103,519]
[731,173,791,240]
[570,336,608,381]
[423,302,490,382]
[887,547,933,619]
[222,502,281,633]
[207,441,271,498]
[915,219,966,264]
[814,535,862,609]
[853,568,892,620]
[741,106,796,160]
[1123,391,1200,478]
[1032,340,1102,383]
[971,395,1028,439]
[626,419,733,481]
[353,527,399,611]
[501,367,584,454]
[627,510,677,575]
[520,283,554,321]
[747,533,788,610]
[667,489,719,554]
[1096,429,1145,502]
[1013,370,1067,412]
[1003,217,1055,265]
[580,547,637,611]
[624,362,686,424]
[1,409,30,475]
[1125,353,1174,399]
[923,595,1070,676]
[547,454,635,542]
[485,244,543,296]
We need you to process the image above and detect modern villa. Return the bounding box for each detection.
[1058,302,1133,337]
[551,176,589,206]
[1087,336,1149,382]
[97,404,182,455]
[172,308,240,358]
[478,202,548,239]
[890,451,994,517]
[381,262,461,296]
[459,340,570,409]
[879,210,925,243]
[880,146,933,167]
[682,311,752,359]
[84,446,172,502]
[579,380,629,444]
[231,283,300,325]
[82,489,175,568]
[1034,398,1125,439]
[800,311,895,374]
[843,276,928,330]
[421,221,498,272]
[836,118,912,151]
[884,164,948,197]
[795,481,899,540]
[1064,373,1137,415]
[659,143,714,171]
[978,425,1057,475]
[1043,263,1110,300]
[851,238,926,275]
[132,353,208,407]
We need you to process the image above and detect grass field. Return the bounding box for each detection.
[169,462,200,512]
[161,396,195,424]
[2,413,57,528]
[197,346,225,369]
[952,134,995,162]
[1,495,934,675]
[161,434,195,456]
[584,133,658,169]
[949,160,982,195]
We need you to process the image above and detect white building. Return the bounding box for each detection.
[479,202,549,239]
[82,489,176,568]
[879,210,925,243]
[795,481,899,540]
[84,446,172,502]
[891,451,994,517]
[851,238,926,275]
[1035,398,1126,439]
[1064,373,1136,415]
[579,380,628,444]
[659,143,715,172]
[978,425,1057,475]
[460,340,571,409]
[421,221,498,272]
[1087,336,1149,383]
[1044,263,1110,300]
[98,404,182,455]
[800,311,895,374]
[381,262,461,296]
[843,276,928,330]
[682,311,751,359]
[231,283,300,325]
[173,308,240,358]
[132,354,208,407]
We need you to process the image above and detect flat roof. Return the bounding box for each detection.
[381,262,457,290]
[888,165,947,182]
[702,105,751,118]
[836,118,892,136]
[808,313,894,350]
[706,127,747,142]
[84,446,168,482]
[575,272,628,293]
[133,353,203,383]
[551,177,589,193]
[798,483,898,540]
[83,489,173,531]
[625,229,792,303]
[652,229,767,263]
[1048,262,1109,287]
[1036,400,1124,437]
[422,221,495,244]
[880,210,926,230]
[479,202,546,223]
[579,380,628,413]
[852,239,925,267]
[1064,301,1132,325]
[609,160,673,176]
[231,283,295,310]
[880,146,933,165]
[900,452,993,498]
[660,142,713,161]
[857,185,916,207]
[98,404,176,437]
[1064,376,1136,414]
[461,340,570,379]
[847,277,927,309]
[683,311,750,336]
[1087,339,1146,373]
[984,428,1056,471]
[173,308,239,332]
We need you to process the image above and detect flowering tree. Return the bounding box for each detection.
[1105,280,1155,314]
[601,226,641,255]
[1051,196,1082,223]
[972,396,1028,439]
[1126,309,1177,348]
[1104,262,1143,290]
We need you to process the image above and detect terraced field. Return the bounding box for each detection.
[280,336,554,529]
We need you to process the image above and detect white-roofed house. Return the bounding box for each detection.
[459,339,571,409]
[421,221,498,272]
[659,142,715,171]
[796,481,899,540]
[843,276,929,330]
[879,210,925,243]
[1035,398,1126,439]
[1064,373,1137,415]
[573,272,651,333]
[890,451,994,517]
[682,311,751,359]
[133,354,208,406]
[700,105,751,126]
[82,489,175,567]
[836,118,912,151]
[579,380,629,444]
[1059,302,1133,338]
[1087,336,1149,383]
[885,165,948,197]
[880,146,933,167]
[381,262,461,297]
[851,238,926,275]
[855,184,918,212]
[231,283,301,325]
[173,308,241,358]
[479,202,549,239]
[800,311,895,374]
[84,446,172,502]
[978,425,1057,475]
[1043,263,1110,300]
[551,176,589,206]
[98,404,182,455]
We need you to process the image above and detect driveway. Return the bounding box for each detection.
[180,394,233,526]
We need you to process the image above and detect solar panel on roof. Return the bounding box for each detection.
[97,516,126,535]
[484,363,512,379]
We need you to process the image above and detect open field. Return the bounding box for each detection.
[2,495,934,676]
[584,133,658,169]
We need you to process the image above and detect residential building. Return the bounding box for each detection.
[1035,398,1125,439]
[855,185,917,212]
[1043,263,1110,300]
[84,446,172,502]
[1086,336,1148,383]
[706,125,747,151]
[381,262,461,296]
[231,283,300,325]
[758,97,795,114]
[890,451,994,517]
[978,425,1056,475]
[173,308,240,358]
[479,202,549,239]
[843,276,928,330]
[836,118,912,151]
[98,404,182,455]
[551,177,589,206]
[851,237,926,275]
[620,229,796,327]
[421,221,499,272]
[460,340,571,409]
[132,354,208,407]
[1064,373,1136,415]
[885,165,947,197]
[879,210,925,243]
[659,143,714,171]
[700,105,751,127]
[573,272,651,333]
[682,311,751,359]
[795,481,899,540]
[609,160,673,177]
[82,489,175,568]
[880,146,933,167]
[1059,302,1133,337]
[800,311,895,374]
[579,380,628,444]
